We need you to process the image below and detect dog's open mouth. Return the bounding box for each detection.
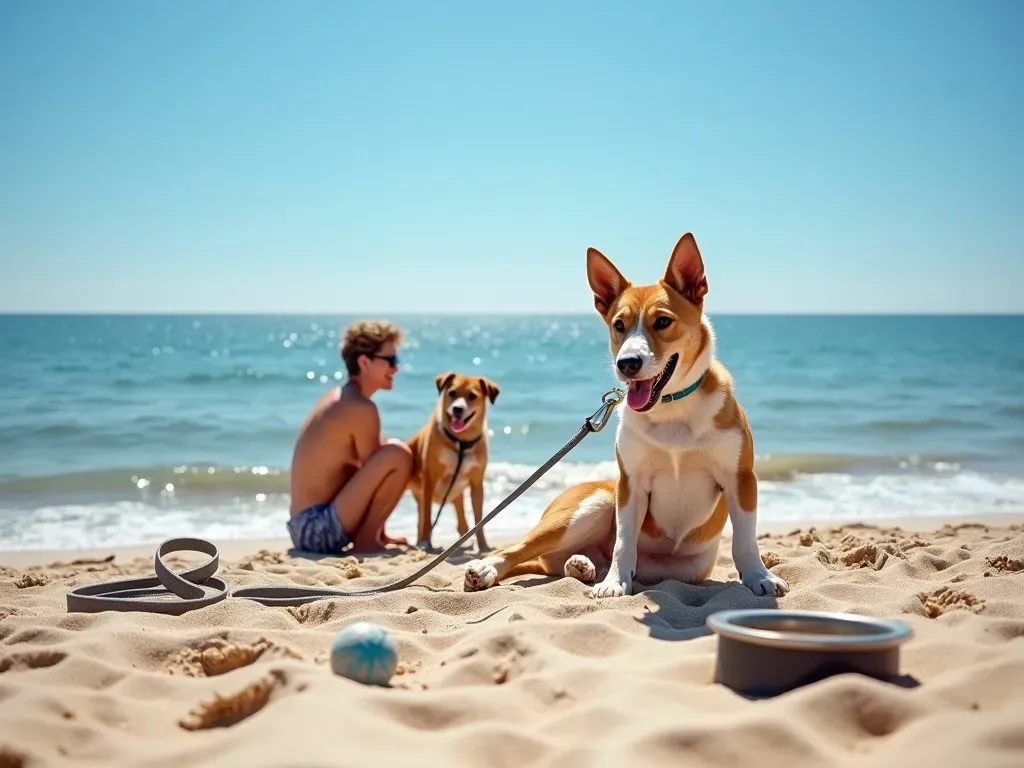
[449,411,476,433]
[625,354,679,411]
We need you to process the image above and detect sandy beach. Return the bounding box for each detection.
[2,516,1023,768]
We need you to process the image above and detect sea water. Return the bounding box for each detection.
[1,313,1022,551]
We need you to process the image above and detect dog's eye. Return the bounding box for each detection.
[448,391,458,398]
[654,316,673,330]
[613,319,625,333]
[468,392,478,401]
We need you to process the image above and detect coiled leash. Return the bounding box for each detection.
[65,388,624,615]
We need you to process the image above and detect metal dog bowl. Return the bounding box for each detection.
[706,609,913,697]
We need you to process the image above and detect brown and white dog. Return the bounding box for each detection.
[407,371,500,552]
[463,233,789,599]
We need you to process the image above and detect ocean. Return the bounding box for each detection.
[1,313,1022,552]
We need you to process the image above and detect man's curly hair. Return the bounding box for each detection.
[339,320,404,376]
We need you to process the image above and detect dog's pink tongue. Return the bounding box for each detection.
[450,416,467,433]
[626,379,654,410]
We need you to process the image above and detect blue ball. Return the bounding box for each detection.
[329,622,398,687]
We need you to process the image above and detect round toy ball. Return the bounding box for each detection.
[330,621,398,687]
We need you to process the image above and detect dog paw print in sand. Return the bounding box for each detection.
[286,601,347,626]
[237,550,288,570]
[761,551,783,569]
[179,670,305,731]
[0,649,66,674]
[817,532,930,571]
[165,638,302,677]
[12,573,49,589]
[984,555,1024,576]
[840,541,905,570]
[484,632,534,685]
[917,586,985,619]
[331,558,363,579]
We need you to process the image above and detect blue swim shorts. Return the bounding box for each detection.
[287,502,351,554]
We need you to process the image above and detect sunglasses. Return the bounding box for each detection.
[371,354,399,368]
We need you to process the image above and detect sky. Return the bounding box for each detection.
[1,0,1022,314]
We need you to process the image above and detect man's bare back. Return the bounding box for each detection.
[286,322,413,554]
[290,384,374,515]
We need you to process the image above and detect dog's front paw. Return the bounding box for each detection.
[464,559,498,592]
[741,568,789,598]
[589,576,629,599]
[563,554,596,584]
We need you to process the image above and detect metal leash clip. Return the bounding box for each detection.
[586,387,624,433]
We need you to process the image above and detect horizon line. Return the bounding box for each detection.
[1,310,1022,318]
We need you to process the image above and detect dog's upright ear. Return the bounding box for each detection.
[663,233,708,306]
[435,371,456,393]
[478,377,500,404]
[587,247,630,317]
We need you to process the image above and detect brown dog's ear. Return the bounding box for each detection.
[478,377,500,404]
[435,372,456,393]
[586,247,630,317]
[662,233,708,305]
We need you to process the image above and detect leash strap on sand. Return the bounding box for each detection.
[66,388,624,614]
[65,537,229,616]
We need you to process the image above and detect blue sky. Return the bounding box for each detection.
[1,0,1021,314]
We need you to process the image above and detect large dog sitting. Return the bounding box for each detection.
[462,233,789,599]
[407,371,500,552]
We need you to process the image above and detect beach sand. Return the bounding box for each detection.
[2,517,1024,767]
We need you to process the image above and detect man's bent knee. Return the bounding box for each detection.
[379,441,413,472]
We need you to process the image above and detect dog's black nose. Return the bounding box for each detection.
[616,355,643,378]
[451,405,465,417]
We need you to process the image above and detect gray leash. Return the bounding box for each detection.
[65,389,624,615]
[429,427,477,534]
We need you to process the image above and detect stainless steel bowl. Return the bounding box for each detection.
[706,609,914,697]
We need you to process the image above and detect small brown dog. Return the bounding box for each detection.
[407,371,500,551]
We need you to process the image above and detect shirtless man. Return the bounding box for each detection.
[288,320,413,553]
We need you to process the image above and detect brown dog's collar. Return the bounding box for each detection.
[442,426,482,451]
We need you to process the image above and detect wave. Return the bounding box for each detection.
[999,403,1024,418]
[0,420,299,444]
[759,397,840,411]
[0,452,980,498]
[3,466,1024,552]
[858,417,978,433]
[110,369,299,388]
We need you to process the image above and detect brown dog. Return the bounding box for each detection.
[462,233,789,599]
[407,371,500,551]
